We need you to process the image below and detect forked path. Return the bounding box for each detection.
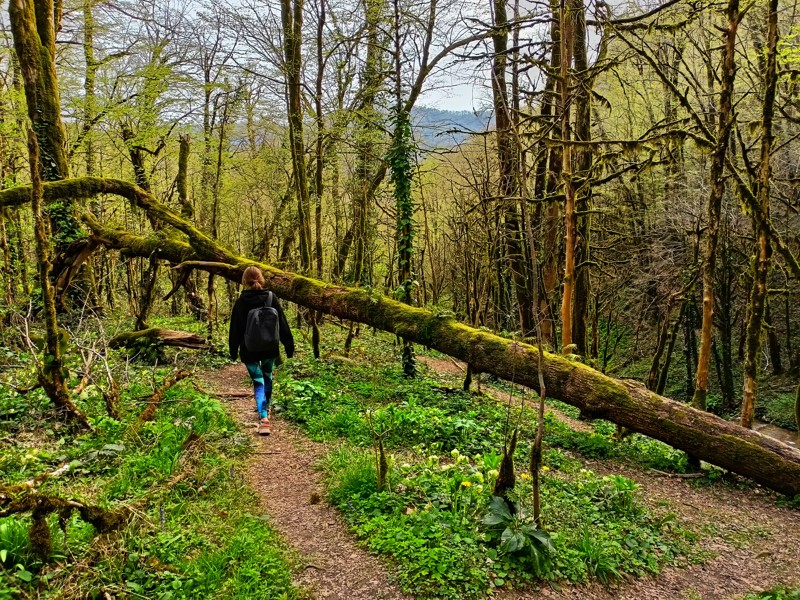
[198,364,410,600]
[200,361,800,600]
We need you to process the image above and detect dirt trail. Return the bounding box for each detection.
[198,364,410,600]
[416,355,592,432]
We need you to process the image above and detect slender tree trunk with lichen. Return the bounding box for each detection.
[347,0,385,286]
[491,0,533,336]
[693,0,740,411]
[282,0,320,356]
[9,0,89,426]
[741,0,777,429]
[390,0,415,376]
[570,4,603,357]
[9,0,81,253]
[25,130,89,428]
[176,134,205,319]
[532,0,562,347]
[282,0,312,271]
[559,0,576,354]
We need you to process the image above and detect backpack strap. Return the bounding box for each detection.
[265,291,273,308]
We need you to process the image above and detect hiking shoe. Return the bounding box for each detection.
[258,418,271,436]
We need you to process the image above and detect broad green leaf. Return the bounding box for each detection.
[16,569,32,582]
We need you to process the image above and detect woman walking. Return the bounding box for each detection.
[229,266,295,435]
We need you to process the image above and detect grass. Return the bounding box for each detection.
[0,356,297,599]
[271,330,696,598]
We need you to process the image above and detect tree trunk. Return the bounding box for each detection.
[693,0,741,411]
[741,0,777,428]
[391,0,416,377]
[533,0,562,346]
[718,228,736,413]
[282,0,313,272]
[25,130,90,427]
[348,0,385,286]
[765,302,782,375]
[9,0,80,249]
[559,0,576,354]
[656,301,685,396]
[491,0,532,336]
[570,0,594,357]
[109,328,209,350]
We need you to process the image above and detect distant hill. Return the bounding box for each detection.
[411,106,493,148]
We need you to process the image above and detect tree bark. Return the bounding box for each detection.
[110,329,209,350]
[534,0,563,347]
[491,0,532,336]
[559,0,576,354]
[9,0,81,250]
[281,0,313,271]
[25,131,90,428]
[570,0,594,357]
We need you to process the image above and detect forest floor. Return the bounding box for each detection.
[199,355,800,600]
[417,356,800,600]
[197,364,411,600]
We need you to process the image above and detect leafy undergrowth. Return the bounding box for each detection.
[0,356,296,599]
[757,390,799,431]
[743,588,800,600]
[274,334,697,599]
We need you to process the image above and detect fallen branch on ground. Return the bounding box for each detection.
[109,328,209,350]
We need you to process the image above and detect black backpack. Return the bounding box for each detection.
[243,292,280,355]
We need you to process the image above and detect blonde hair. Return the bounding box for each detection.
[242,266,265,290]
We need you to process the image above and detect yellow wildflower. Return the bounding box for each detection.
[542,466,550,471]
[460,481,472,488]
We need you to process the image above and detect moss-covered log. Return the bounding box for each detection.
[109,329,209,350]
[3,177,800,495]
[94,225,800,496]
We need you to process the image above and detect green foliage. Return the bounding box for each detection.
[482,496,554,577]
[743,588,800,600]
[272,334,693,596]
[757,391,800,431]
[0,348,296,599]
[388,108,416,294]
[324,448,379,506]
[321,442,688,598]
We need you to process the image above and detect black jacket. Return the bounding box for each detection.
[228,289,295,363]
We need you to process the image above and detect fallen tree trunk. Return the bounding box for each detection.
[109,328,209,350]
[3,177,800,495]
[136,369,191,424]
[102,238,800,497]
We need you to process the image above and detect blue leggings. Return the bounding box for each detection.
[246,359,275,419]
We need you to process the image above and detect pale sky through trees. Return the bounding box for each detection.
[0,0,650,113]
